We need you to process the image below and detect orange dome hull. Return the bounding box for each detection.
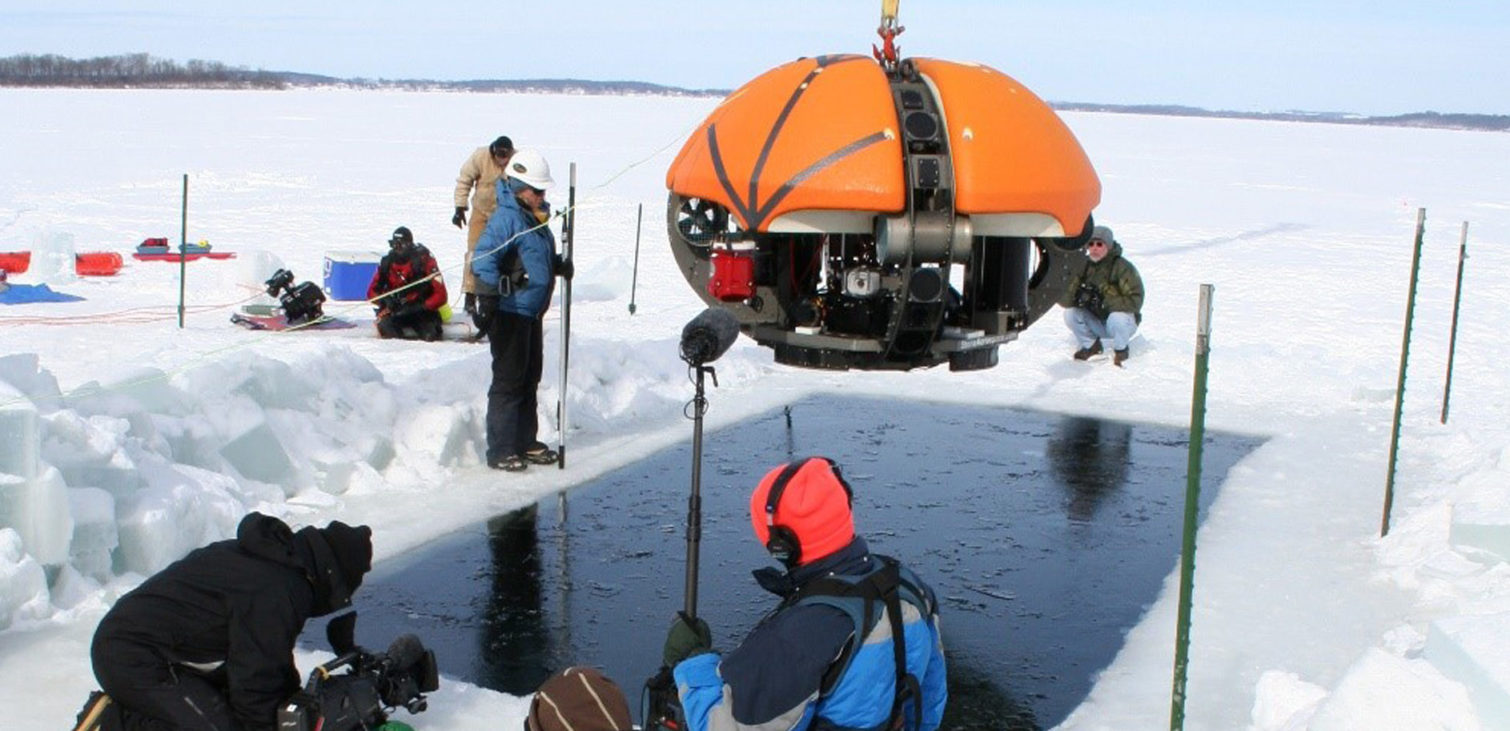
[666,55,1099,236]
[912,58,1100,232]
[666,54,906,232]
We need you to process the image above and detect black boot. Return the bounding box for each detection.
[1072,341,1103,360]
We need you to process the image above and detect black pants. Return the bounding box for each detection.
[486,312,543,461]
[92,637,241,731]
[377,308,443,340]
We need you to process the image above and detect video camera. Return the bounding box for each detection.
[1073,282,1106,318]
[265,268,328,325]
[278,612,439,731]
[642,666,684,731]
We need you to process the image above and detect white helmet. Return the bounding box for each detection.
[505,149,555,190]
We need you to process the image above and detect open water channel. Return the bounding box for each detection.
[313,395,1261,729]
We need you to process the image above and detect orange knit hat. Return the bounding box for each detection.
[749,457,855,565]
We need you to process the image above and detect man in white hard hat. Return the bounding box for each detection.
[472,149,573,472]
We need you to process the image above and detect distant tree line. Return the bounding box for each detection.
[5,53,1506,132]
[1056,103,1510,133]
[0,53,284,89]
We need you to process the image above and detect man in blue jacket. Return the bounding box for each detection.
[660,456,948,730]
[471,149,572,472]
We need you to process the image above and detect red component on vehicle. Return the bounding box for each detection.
[707,249,755,302]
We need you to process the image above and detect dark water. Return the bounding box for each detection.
[309,396,1261,729]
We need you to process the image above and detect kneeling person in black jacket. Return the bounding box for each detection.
[87,512,373,731]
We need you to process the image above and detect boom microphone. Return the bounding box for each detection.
[679,307,741,365]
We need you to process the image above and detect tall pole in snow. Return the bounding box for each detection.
[629,202,643,314]
[1440,221,1468,424]
[1382,208,1426,537]
[1170,283,1213,731]
[177,174,188,329]
[557,163,575,470]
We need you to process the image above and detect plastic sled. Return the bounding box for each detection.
[0,251,30,274]
[75,252,124,276]
[231,312,355,331]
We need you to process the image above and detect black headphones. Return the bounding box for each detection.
[763,456,854,566]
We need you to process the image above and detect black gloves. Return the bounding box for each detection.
[452,207,467,229]
[554,254,574,280]
[662,612,713,668]
[463,292,477,317]
[376,294,402,315]
[394,302,426,320]
[474,294,498,332]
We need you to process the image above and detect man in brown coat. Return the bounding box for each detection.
[452,135,515,330]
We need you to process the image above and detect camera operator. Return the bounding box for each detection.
[83,512,373,731]
[1059,225,1145,366]
[369,225,448,341]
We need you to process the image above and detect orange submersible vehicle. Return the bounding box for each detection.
[664,1,1101,371]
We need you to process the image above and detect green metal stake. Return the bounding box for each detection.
[629,202,643,314]
[1441,221,1468,424]
[1170,283,1214,731]
[1382,208,1427,537]
[177,174,188,328]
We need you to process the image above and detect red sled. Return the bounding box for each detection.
[75,252,123,276]
[134,252,237,262]
[0,251,31,274]
[134,237,231,261]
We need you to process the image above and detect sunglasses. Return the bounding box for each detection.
[1087,241,1108,248]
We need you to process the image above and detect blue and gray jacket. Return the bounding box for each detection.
[471,178,557,317]
[673,537,948,730]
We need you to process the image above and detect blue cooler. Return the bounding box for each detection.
[323,251,382,301]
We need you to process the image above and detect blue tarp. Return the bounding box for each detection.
[0,283,86,305]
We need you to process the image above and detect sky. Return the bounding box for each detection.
[2,0,1509,115]
[2,85,1510,729]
